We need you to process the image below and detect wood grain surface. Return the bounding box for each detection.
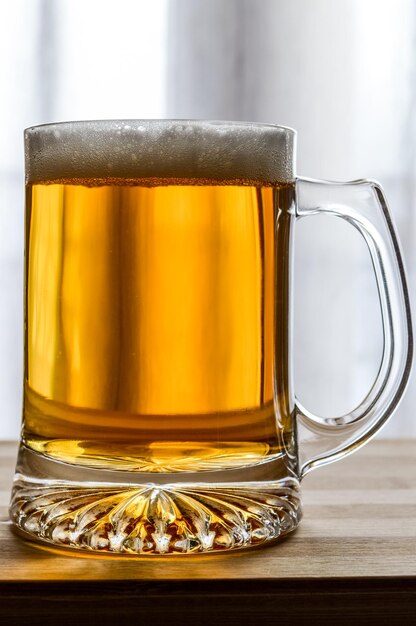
[1,440,415,625]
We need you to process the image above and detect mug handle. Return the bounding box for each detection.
[295,177,413,478]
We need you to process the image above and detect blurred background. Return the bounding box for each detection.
[1,0,415,439]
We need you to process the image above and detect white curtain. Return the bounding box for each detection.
[166,0,416,436]
[1,0,414,438]
[0,0,168,438]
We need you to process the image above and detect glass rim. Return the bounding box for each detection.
[24,118,297,136]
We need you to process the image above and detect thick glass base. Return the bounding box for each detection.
[10,446,301,555]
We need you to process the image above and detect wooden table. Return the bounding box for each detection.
[1,440,415,625]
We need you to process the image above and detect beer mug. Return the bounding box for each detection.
[10,120,412,555]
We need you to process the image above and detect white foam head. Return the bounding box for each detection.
[25,120,295,184]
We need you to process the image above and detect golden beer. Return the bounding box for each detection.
[12,121,303,554]
[24,179,293,473]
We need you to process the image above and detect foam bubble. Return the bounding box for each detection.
[25,120,295,184]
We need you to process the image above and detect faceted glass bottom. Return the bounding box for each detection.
[10,447,301,555]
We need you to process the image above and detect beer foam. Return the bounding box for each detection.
[25,120,295,184]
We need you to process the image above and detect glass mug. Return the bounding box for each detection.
[10,120,412,555]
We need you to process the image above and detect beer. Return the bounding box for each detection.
[24,179,294,472]
[11,121,303,555]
